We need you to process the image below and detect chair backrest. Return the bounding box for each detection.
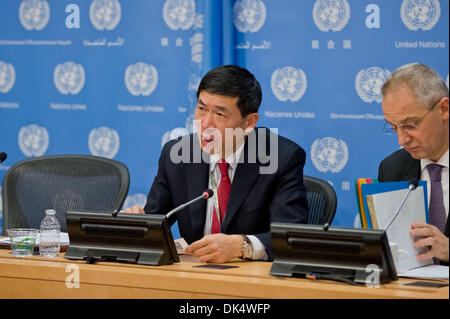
[2,154,130,234]
[304,175,337,225]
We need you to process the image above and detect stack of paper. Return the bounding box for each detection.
[356,181,429,230]
[355,180,432,272]
[399,264,449,280]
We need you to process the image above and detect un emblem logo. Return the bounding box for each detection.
[125,63,158,96]
[19,0,50,31]
[89,0,122,31]
[311,137,349,173]
[161,127,190,148]
[0,61,15,94]
[190,32,203,64]
[189,73,201,92]
[355,67,390,103]
[18,124,49,157]
[163,0,196,30]
[185,112,196,133]
[233,0,267,33]
[313,0,350,32]
[271,67,307,102]
[401,0,440,31]
[124,193,147,210]
[54,62,85,95]
[88,127,120,159]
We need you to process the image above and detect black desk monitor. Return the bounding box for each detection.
[270,222,397,285]
[64,210,179,266]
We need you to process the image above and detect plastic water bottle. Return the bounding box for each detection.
[39,209,61,258]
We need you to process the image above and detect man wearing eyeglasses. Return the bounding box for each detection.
[378,63,449,265]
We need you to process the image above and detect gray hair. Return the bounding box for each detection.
[381,63,449,109]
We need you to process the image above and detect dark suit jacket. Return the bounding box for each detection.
[144,127,309,260]
[378,148,449,264]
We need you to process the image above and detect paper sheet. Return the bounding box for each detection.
[398,265,449,281]
[367,186,433,271]
[174,237,189,255]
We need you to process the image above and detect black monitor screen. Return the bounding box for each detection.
[64,211,179,266]
[270,222,397,285]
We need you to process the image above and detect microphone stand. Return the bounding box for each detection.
[166,190,213,220]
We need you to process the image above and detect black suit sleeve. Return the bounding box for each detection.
[253,145,309,260]
[377,158,385,182]
[143,141,177,225]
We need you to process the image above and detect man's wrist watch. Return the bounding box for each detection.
[240,235,254,260]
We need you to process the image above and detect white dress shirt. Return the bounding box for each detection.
[420,149,449,219]
[203,144,269,260]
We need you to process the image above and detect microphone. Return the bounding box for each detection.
[0,152,6,163]
[385,179,419,230]
[166,189,213,220]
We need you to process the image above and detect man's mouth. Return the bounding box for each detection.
[200,133,216,153]
[201,128,218,144]
[201,135,214,144]
[405,146,419,153]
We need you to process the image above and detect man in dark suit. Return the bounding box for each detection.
[126,65,309,263]
[378,63,449,264]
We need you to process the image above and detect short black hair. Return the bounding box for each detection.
[196,65,262,118]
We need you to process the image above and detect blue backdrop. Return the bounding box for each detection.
[1,0,449,236]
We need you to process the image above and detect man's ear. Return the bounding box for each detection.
[439,97,449,121]
[244,113,259,134]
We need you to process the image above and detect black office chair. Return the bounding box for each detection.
[1,154,130,234]
[304,175,337,225]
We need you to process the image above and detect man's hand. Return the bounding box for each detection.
[121,205,145,214]
[184,234,244,263]
[410,222,449,262]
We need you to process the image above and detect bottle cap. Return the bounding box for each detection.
[45,209,56,215]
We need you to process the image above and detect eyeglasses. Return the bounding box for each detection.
[382,98,442,135]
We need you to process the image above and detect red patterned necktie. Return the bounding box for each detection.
[211,159,231,234]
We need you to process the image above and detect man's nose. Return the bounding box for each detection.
[397,128,412,147]
[201,111,214,129]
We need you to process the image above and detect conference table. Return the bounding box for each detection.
[0,247,448,299]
